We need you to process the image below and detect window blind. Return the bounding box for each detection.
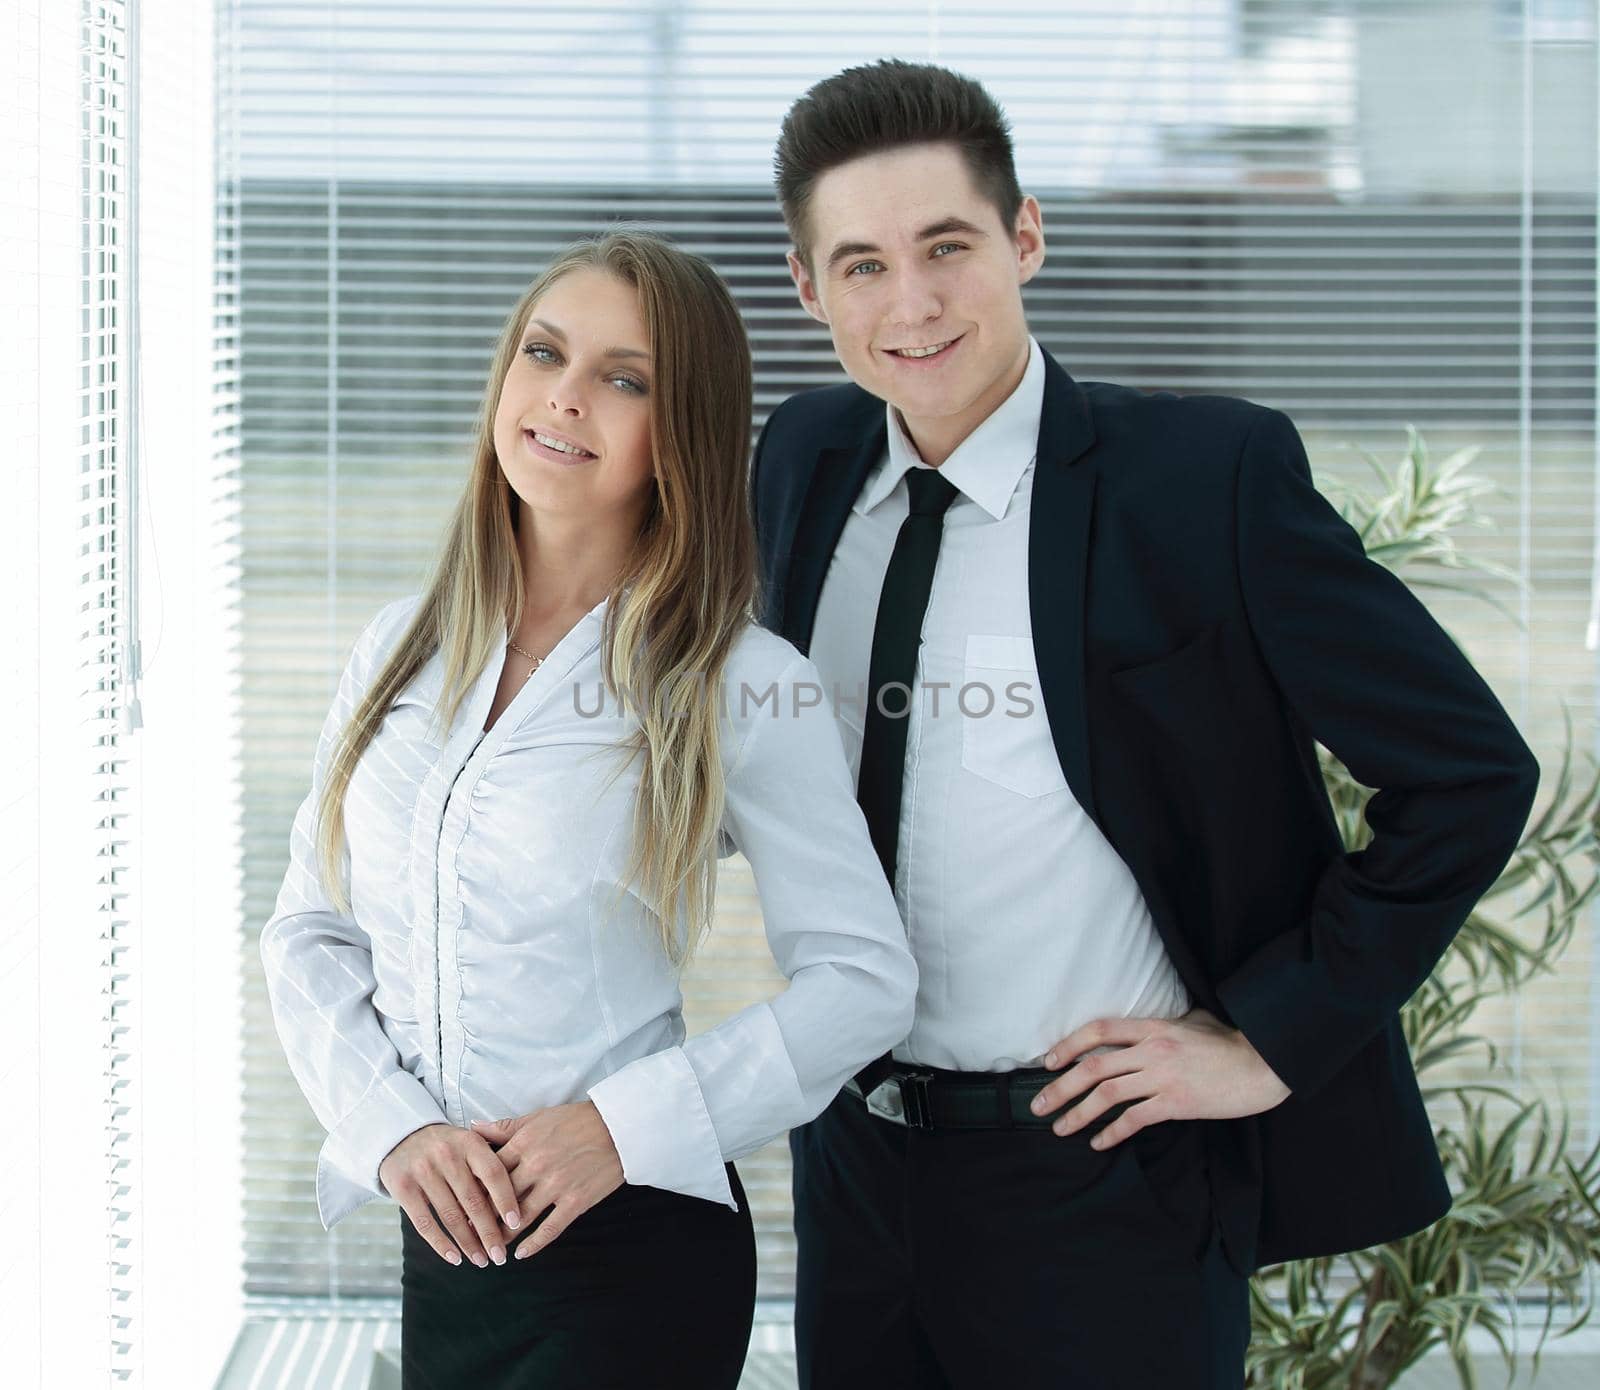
[87,8,144,1372]
[4,0,143,1382]
[221,0,1597,1307]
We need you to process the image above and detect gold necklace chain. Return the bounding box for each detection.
[506,639,545,679]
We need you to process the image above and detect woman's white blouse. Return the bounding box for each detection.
[260,593,918,1230]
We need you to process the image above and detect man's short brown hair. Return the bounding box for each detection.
[774,59,1024,268]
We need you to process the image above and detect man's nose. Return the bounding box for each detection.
[885,269,942,333]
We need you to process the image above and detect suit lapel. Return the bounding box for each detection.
[781,416,887,653]
[777,351,1099,829]
[1029,351,1099,824]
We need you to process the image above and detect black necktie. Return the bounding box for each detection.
[856,466,961,886]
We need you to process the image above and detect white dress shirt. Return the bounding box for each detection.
[807,336,1191,1073]
[260,592,917,1230]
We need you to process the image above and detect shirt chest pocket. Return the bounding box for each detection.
[958,634,1068,799]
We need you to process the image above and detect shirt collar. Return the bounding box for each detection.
[856,335,1045,522]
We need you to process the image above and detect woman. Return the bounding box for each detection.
[258,231,917,1388]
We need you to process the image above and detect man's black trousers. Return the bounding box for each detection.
[789,1089,1251,1388]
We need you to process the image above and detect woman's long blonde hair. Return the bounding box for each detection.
[313,230,756,967]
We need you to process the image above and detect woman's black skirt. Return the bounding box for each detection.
[400,1162,757,1389]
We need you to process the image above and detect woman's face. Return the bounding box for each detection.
[492,267,656,528]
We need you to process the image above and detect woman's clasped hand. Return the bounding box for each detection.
[379,1102,625,1268]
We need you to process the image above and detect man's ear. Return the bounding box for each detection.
[1015,194,1046,287]
[787,249,830,326]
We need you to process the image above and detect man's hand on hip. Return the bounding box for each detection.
[1030,1007,1291,1150]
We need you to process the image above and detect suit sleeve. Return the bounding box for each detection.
[1212,408,1540,1099]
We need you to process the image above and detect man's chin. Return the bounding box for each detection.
[840,363,959,414]
[880,383,977,427]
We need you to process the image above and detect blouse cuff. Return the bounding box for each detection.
[587,1047,738,1210]
[315,1068,449,1230]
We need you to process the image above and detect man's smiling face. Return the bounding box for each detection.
[788,141,1044,459]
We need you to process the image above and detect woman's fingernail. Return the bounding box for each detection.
[505,1211,520,1228]
[445,1250,461,1266]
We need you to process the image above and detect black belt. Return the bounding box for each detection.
[843,1060,1081,1131]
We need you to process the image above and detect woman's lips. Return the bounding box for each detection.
[524,428,597,464]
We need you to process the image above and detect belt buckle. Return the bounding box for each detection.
[857,1078,904,1125]
[894,1070,935,1130]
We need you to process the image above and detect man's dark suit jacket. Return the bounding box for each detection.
[749,345,1540,1277]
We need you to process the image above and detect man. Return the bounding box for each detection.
[750,59,1539,1389]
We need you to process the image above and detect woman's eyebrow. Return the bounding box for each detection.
[527,317,651,362]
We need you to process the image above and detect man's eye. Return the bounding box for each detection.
[933,243,964,257]
[847,261,882,276]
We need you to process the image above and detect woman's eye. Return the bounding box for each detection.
[521,344,643,394]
